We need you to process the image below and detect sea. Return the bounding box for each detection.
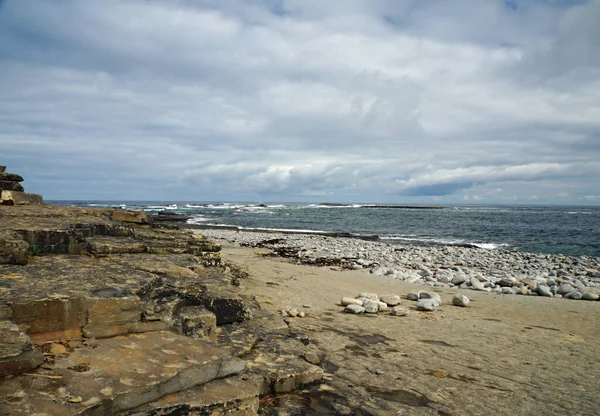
[50,201,600,258]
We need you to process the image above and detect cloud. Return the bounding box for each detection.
[0,0,599,203]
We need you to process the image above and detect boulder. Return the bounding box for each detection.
[0,172,24,182]
[0,181,24,192]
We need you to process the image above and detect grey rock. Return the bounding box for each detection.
[344,304,365,314]
[574,280,586,292]
[471,277,486,291]
[565,291,583,300]
[558,283,575,295]
[358,293,379,300]
[537,285,553,297]
[501,287,516,295]
[451,275,467,285]
[416,299,439,312]
[407,291,421,301]
[419,291,442,305]
[499,277,516,287]
[377,302,389,312]
[582,293,599,301]
[391,306,409,316]
[363,300,379,314]
[380,294,401,306]
[583,287,600,296]
[341,297,363,306]
[452,294,470,307]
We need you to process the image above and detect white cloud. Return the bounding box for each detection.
[0,0,599,203]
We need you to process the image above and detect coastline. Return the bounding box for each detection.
[213,239,600,415]
[193,228,600,301]
[1,201,598,414]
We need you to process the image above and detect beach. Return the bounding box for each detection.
[208,233,600,415]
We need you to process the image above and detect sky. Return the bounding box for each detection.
[0,0,599,204]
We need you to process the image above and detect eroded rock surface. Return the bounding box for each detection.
[0,203,325,415]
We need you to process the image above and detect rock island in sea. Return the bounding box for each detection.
[1,166,599,415]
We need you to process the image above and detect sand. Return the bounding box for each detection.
[217,240,600,415]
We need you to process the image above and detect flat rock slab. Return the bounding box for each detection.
[125,377,259,416]
[0,320,44,377]
[0,331,245,415]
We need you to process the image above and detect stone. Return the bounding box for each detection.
[0,191,43,205]
[419,291,442,305]
[537,285,553,297]
[363,300,379,314]
[344,304,365,314]
[380,294,401,306]
[111,210,149,224]
[520,278,538,289]
[452,294,470,307]
[377,301,388,312]
[0,320,44,377]
[574,280,586,292]
[0,172,24,182]
[0,181,24,193]
[288,309,299,318]
[471,277,486,291]
[358,292,379,300]
[298,311,306,317]
[499,277,516,287]
[0,165,5,172]
[416,298,439,312]
[0,229,29,265]
[341,297,363,306]
[583,287,600,296]
[558,283,576,295]
[582,293,599,301]
[407,291,421,301]
[565,291,583,300]
[501,287,516,295]
[451,275,467,285]
[391,306,409,316]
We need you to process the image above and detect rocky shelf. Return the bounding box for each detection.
[0,201,324,415]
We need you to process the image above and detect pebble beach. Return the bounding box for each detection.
[195,228,600,301]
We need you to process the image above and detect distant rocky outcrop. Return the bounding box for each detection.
[0,165,44,205]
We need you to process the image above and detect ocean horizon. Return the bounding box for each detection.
[50,200,600,258]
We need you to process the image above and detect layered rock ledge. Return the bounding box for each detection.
[0,204,324,415]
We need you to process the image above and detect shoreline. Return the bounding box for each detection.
[194,228,600,301]
[216,242,600,415]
